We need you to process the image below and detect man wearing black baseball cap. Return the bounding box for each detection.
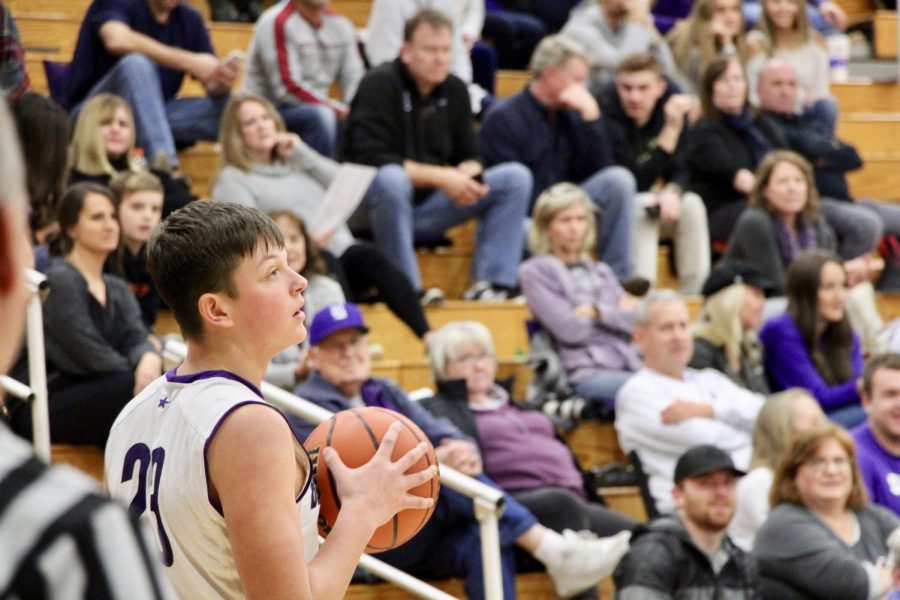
[613,445,758,598]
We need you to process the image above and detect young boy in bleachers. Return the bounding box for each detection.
[104,201,435,598]
[107,170,164,328]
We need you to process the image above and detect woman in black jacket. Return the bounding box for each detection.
[686,56,785,243]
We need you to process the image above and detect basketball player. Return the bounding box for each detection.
[105,201,435,599]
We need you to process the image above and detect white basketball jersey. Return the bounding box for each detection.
[105,370,319,599]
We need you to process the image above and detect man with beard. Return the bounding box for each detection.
[854,353,900,515]
[613,445,758,598]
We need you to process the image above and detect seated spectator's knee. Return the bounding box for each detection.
[369,164,413,211]
[602,166,637,196]
[484,162,533,202]
[680,192,707,224]
[114,52,157,78]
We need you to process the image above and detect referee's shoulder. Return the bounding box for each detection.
[0,430,174,599]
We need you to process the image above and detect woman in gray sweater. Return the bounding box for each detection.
[212,94,430,342]
[10,183,160,446]
[753,423,898,599]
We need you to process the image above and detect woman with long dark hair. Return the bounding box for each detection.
[760,250,865,427]
[10,182,160,446]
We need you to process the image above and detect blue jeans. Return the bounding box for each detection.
[828,403,866,428]
[278,103,337,158]
[571,369,634,413]
[580,166,637,279]
[376,473,537,600]
[73,53,227,166]
[353,162,532,290]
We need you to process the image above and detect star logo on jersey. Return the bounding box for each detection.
[158,396,170,409]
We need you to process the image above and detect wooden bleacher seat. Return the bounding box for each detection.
[51,443,105,481]
[874,9,898,58]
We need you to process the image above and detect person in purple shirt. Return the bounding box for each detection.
[854,353,900,516]
[760,250,865,428]
[64,0,240,168]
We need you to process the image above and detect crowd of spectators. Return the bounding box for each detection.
[9,0,900,597]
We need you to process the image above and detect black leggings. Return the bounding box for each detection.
[512,486,638,537]
[11,370,134,447]
[322,243,430,338]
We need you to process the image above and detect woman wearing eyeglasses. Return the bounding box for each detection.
[753,423,899,599]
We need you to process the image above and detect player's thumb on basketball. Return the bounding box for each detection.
[322,447,346,472]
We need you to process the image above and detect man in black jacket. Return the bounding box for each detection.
[757,58,900,288]
[613,445,757,599]
[602,52,710,294]
[342,9,532,302]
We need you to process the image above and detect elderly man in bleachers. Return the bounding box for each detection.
[62,0,239,169]
[615,290,764,514]
[480,35,637,280]
[757,57,900,289]
[243,0,364,157]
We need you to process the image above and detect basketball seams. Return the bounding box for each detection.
[370,408,440,540]
[305,407,440,553]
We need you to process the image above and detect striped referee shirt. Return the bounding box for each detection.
[0,425,172,599]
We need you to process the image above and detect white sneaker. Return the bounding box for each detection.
[419,287,446,306]
[545,529,632,598]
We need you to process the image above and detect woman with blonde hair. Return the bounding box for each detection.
[70,93,192,216]
[753,423,898,598]
[212,94,432,340]
[728,388,825,550]
[690,261,775,393]
[667,0,746,92]
[519,183,641,412]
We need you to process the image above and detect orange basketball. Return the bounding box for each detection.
[304,406,440,553]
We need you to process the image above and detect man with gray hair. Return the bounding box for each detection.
[0,96,172,598]
[615,290,763,514]
[480,34,638,280]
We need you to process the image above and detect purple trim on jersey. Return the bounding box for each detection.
[166,368,263,399]
[201,400,316,517]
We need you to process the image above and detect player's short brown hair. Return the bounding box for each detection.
[147,201,283,340]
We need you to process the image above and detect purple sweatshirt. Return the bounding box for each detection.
[759,313,862,413]
[471,399,585,497]
[852,423,900,516]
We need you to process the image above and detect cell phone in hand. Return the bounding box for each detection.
[472,172,484,184]
[224,50,245,65]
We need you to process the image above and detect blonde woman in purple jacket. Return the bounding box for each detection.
[519,183,642,413]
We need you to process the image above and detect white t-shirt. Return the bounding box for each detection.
[729,466,774,552]
[615,367,762,513]
[106,370,319,599]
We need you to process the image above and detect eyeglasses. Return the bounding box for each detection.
[806,456,850,473]
[451,353,494,366]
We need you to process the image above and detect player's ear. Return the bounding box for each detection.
[197,292,234,330]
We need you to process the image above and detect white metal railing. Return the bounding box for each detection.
[163,338,506,599]
[0,269,51,461]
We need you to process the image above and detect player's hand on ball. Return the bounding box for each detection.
[324,422,437,530]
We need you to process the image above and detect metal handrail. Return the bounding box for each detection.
[163,338,505,599]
